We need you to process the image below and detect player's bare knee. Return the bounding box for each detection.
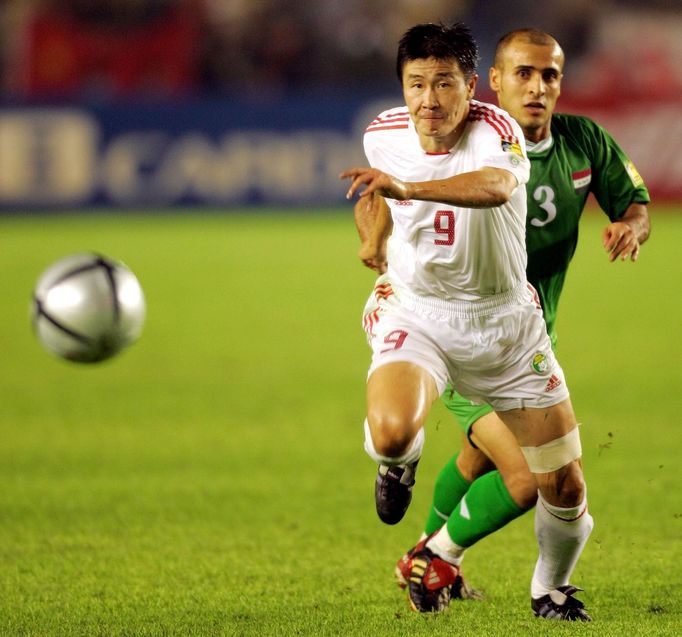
[366,412,416,457]
[533,459,586,507]
[520,427,585,506]
[457,440,493,481]
[505,470,538,510]
[552,460,586,506]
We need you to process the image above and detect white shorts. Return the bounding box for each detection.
[362,275,569,411]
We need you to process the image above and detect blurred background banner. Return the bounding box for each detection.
[1,0,680,210]
[1,95,680,211]
[0,97,370,209]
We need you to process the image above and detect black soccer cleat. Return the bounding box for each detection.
[407,546,459,613]
[531,585,592,621]
[375,462,417,525]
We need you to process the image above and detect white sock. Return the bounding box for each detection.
[426,527,466,567]
[363,419,424,467]
[531,491,594,598]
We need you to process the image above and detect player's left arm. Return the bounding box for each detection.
[602,202,651,262]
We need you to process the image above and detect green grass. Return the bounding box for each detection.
[0,207,680,636]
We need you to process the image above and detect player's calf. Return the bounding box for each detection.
[520,426,594,616]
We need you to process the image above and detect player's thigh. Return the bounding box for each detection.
[443,389,532,476]
[497,398,585,506]
[470,412,537,507]
[496,397,578,447]
[456,433,494,481]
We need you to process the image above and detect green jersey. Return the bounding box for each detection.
[525,113,650,345]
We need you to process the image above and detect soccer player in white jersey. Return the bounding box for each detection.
[341,22,594,619]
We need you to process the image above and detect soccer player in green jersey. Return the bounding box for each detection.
[358,28,650,619]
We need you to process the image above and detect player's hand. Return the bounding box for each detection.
[358,240,387,274]
[340,167,412,201]
[602,221,641,262]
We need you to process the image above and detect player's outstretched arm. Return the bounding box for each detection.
[341,167,412,201]
[341,166,518,208]
[602,203,651,262]
[355,194,391,274]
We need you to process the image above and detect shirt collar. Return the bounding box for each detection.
[526,134,554,155]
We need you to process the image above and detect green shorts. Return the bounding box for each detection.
[441,384,494,441]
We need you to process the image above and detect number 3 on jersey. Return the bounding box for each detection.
[530,185,557,227]
[434,210,456,245]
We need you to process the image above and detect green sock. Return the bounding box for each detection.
[446,470,524,548]
[423,453,471,535]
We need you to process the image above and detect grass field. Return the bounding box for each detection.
[0,207,680,636]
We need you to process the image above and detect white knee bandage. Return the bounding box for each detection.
[521,427,582,474]
[363,419,425,466]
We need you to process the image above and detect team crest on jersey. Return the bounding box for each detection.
[624,160,644,187]
[572,168,592,192]
[501,140,524,157]
[531,352,550,374]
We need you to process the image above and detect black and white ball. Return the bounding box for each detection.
[32,253,146,363]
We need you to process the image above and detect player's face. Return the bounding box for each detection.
[489,41,563,143]
[402,57,477,152]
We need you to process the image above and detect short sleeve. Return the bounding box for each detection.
[468,102,530,187]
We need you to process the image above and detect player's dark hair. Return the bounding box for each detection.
[494,28,563,69]
[396,22,479,82]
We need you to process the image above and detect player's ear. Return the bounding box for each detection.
[466,74,478,99]
[489,66,500,92]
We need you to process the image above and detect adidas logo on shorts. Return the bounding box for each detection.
[545,374,562,392]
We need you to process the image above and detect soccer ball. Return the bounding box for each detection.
[32,253,146,363]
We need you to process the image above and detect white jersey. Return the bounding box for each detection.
[363,99,531,301]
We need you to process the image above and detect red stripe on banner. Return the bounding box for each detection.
[572,168,591,179]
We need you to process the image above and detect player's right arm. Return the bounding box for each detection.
[602,202,650,262]
[355,193,392,274]
[566,115,651,262]
[342,166,520,208]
